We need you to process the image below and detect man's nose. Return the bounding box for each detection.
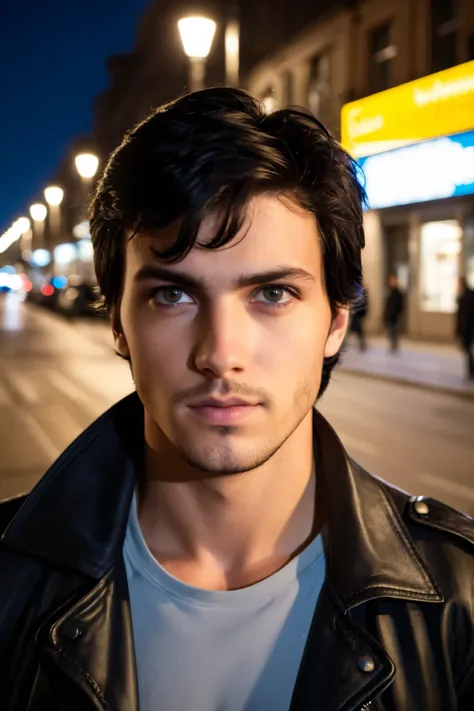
[193,300,254,378]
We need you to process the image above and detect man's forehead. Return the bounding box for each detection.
[126,194,320,269]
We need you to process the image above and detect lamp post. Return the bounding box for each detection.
[225,4,240,87]
[178,16,216,92]
[29,203,47,250]
[44,186,64,247]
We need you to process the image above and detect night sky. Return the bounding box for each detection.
[1,0,151,233]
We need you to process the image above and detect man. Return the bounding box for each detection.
[383,274,404,352]
[456,276,474,380]
[1,88,474,711]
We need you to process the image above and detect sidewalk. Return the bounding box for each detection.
[339,336,474,399]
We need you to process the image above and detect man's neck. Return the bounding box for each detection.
[137,411,318,591]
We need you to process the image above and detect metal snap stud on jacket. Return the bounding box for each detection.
[358,655,376,673]
[414,500,430,516]
[60,622,82,641]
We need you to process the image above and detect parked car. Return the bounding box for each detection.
[55,277,102,316]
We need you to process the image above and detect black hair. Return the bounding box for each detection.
[90,87,366,399]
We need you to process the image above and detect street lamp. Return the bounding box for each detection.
[44,186,64,206]
[15,217,32,260]
[74,152,99,221]
[30,203,47,222]
[29,203,47,250]
[74,153,99,181]
[178,16,216,92]
[44,185,64,246]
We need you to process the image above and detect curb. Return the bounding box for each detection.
[338,366,474,402]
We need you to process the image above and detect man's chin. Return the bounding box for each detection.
[174,438,277,477]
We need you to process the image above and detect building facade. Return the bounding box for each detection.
[91,0,350,158]
[247,0,474,340]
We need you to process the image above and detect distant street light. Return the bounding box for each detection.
[0,221,23,255]
[178,16,216,92]
[44,186,64,206]
[74,153,99,222]
[74,153,99,181]
[29,203,47,222]
[15,217,32,261]
[0,218,30,255]
[29,203,47,251]
[16,217,31,234]
[44,186,64,247]
[0,228,17,255]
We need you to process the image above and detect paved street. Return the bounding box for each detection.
[1,294,473,516]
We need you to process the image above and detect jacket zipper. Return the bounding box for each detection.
[360,700,381,710]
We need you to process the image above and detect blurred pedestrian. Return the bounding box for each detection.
[349,285,368,351]
[384,273,404,352]
[456,276,474,380]
[1,88,474,711]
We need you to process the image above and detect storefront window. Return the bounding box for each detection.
[419,220,462,313]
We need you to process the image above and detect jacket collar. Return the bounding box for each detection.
[312,412,442,609]
[2,393,442,605]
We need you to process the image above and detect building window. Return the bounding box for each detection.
[431,0,459,72]
[368,22,397,94]
[308,53,331,122]
[282,71,294,105]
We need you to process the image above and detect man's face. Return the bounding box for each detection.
[116,194,348,475]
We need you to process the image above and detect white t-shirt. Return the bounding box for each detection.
[124,493,325,711]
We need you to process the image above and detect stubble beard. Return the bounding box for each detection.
[171,379,316,477]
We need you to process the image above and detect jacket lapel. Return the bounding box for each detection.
[42,561,138,711]
[313,411,443,610]
[290,586,395,711]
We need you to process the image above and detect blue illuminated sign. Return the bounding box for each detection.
[358,129,474,209]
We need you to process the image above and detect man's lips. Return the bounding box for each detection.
[188,398,260,425]
[189,397,257,408]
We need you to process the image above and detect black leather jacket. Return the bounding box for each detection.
[1,393,474,711]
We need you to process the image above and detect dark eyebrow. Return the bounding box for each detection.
[134,264,316,290]
[134,265,203,289]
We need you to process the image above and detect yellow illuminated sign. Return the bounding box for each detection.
[341,61,474,158]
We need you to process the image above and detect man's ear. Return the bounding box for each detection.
[324,307,350,358]
[111,307,130,359]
